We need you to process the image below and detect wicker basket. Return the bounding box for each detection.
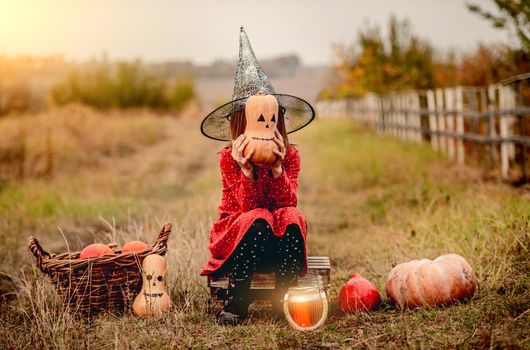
[28,223,172,318]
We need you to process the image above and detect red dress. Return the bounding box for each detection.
[200,144,308,276]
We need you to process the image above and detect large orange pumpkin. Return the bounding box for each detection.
[242,93,279,165]
[386,253,477,309]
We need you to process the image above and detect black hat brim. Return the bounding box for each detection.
[200,94,315,141]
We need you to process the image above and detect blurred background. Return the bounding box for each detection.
[1,0,528,181]
[1,0,527,116]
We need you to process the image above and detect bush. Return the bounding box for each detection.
[168,80,194,111]
[329,16,435,98]
[52,61,194,111]
[0,81,46,116]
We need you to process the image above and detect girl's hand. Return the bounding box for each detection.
[231,134,255,179]
[270,129,286,178]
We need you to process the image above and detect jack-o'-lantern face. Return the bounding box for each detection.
[132,253,171,316]
[242,93,280,164]
[145,271,164,288]
[244,94,279,139]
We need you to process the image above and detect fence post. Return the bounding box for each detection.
[394,94,400,139]
[514,81,527,182]
[436,89,447,154]
[508,89,516,161]
[444,88,455,160]
[383,96,393,135]
[487,84,498,166]
[387,95,392,136]
[454,86,465,165]
[368,93,376,128]
[410,91,421,142]
[403,93,409,141]
[397,94,403,140]
[499,86,512,179]
[395,94,401,139]
[405,93,413,142]
[426,90,438,150]
[379,95,386,133]
[468,90,480,162]
[378,94,384,133]
[356,98,361,123]
[478,88,488,166]
[346,98,352,120]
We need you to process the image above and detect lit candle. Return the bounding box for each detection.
[283,286,328,331]
[289,294,312,327]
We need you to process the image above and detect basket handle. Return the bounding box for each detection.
[28,236,52,272]
[152,223,172,251]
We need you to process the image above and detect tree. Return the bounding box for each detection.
[457,43,529,85]
[467,0,530,53]
[326,16,435,98]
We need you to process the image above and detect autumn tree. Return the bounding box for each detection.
[325,16,435,98]
[467,0,530,53]
[457,43,529,86]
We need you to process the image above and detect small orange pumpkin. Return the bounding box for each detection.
[122,240,151,253]
[386,254,477,309]
[79,243,114,259]
[242,93,279,165]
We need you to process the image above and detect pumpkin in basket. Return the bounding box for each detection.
[79,243,114,259]
[242,93,280,165]
[386,253,477,309]
[27,223,172,318]
[122,240,151,253]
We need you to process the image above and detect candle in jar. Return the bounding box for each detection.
[284,286,328,331]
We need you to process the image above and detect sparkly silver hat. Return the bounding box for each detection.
[200,27,315,141]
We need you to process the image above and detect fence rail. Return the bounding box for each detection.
[315,77,530,183]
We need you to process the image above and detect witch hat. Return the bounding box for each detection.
[200,27,315,141]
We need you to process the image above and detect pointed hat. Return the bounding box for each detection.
[200,27,315,141]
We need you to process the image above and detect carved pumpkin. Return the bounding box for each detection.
[133,254,171,316]
[386,254,477,309]
[339,274,381,313]
[242,93,279,165]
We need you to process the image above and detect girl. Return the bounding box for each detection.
[199,27,315,325]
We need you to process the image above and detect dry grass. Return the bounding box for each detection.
[0,105,168,180]
[0,115,528,349]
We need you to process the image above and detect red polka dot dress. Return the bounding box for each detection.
[200,144,308,276]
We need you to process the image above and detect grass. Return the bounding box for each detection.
[0,115,528,349]
[0,105,168,180]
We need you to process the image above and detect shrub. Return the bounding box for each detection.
[52,61,194,111]
[168,79,194,111]
[0,81,46,116]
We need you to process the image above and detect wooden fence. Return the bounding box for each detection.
[315,74,530,184]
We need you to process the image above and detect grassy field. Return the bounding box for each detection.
[0,110,528,349]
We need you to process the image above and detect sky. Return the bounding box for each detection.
[0,0,511,65]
